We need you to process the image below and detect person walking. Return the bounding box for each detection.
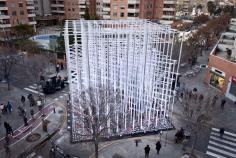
[220,128,225,138]
[144,145,150,158]
[4,122,10,135]
[30,109,35,120]
[21,96,25,106]
[221,99,226,110]
[155,141,162,154]
[56,64,60,74]
[6,102,12,114]
[23,116,28,126]
[60,62,64,70]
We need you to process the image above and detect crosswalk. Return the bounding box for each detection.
[206,127,236,158]
[24,84,45,96]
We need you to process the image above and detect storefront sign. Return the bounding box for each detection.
[232,76,236,84]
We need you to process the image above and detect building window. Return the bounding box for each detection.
[113,12,117,16]
[120,12,124,17]
[19,3,23,7]
[120,4,125,9]
[210,70,225,89]
[12,11,17,16]
[72,8,75,11]
[20,11,24,15]
[229,77,236,96]
[68,8,71,11]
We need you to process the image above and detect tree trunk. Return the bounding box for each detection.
[190,132,198,156]
[94,140,99,158]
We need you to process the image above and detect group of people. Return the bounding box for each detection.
[144,141,162,158]
[0,102,13,115]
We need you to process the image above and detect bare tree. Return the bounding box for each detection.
[74,87,121,158]
[24,54,49,96]
[180,89,215,156]
[0,48,24,90]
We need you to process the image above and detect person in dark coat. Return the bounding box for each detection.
[60,62,64,70]
[144,145,150,158]
[221,99,226,110]
[220,128,225,138]
[21,96,25,106]
[24,116,28,126]
[156,141,162,154]
[4,122,10,135]
[6,102,12,113]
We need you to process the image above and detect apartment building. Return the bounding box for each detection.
[0,0,36,31]
[205,18,236,102]
[34,0,51,16]
[99,0,176,20]
[49,0,96,20]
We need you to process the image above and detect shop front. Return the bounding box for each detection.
[209,67,225,90]
[226,76,236,102]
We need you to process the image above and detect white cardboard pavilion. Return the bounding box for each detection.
[64,20,180,141]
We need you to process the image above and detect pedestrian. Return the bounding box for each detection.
[155,141,161,154]
[135,139,139,147]
[221,99,226,110]
[24,116,28,126]
[199,94,204,103]
[220,128,225,138]
[21,96,25,106]
[8,125,13,136]
[0,103,5,114]
[56,63,60,74]
[4,122,10,135]
[6,102,12,113]
[60,62,64,70]
[4,143,10,158]
[30,109,35,120]
[144,145,150,158]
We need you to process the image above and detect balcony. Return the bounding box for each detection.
[162,15,175,20]
[51,10,65,13]
[51,4,64,8]
[127,8,139,13]
[0,6,7,10]
[103,15,110,19]
[28,13,35,17]
[79,11,85,15]
[128,0,139,4]
[27,6,34,10]
[0,15,10,19]
[163,8,175,11]
[0,23,11,28]
[28,21,36,25]
[164,0,176,4]
[102,0,111,3]
[103,7,110,12]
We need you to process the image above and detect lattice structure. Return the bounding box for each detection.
[64,20,180,142]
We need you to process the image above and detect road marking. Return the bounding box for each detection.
[24,88,44,96]
[210,136,236,147]
[212,128,236,138]
[59,95,64,98]
[209,140,236,152]
[29,86,37,89]
[54,98,59,101]
[211,132,236,142]
[208,145,236,157]
[206,151,227,158]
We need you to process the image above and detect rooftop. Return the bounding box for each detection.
[211,18,236,63]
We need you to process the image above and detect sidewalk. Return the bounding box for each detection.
[0,101,65,158]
